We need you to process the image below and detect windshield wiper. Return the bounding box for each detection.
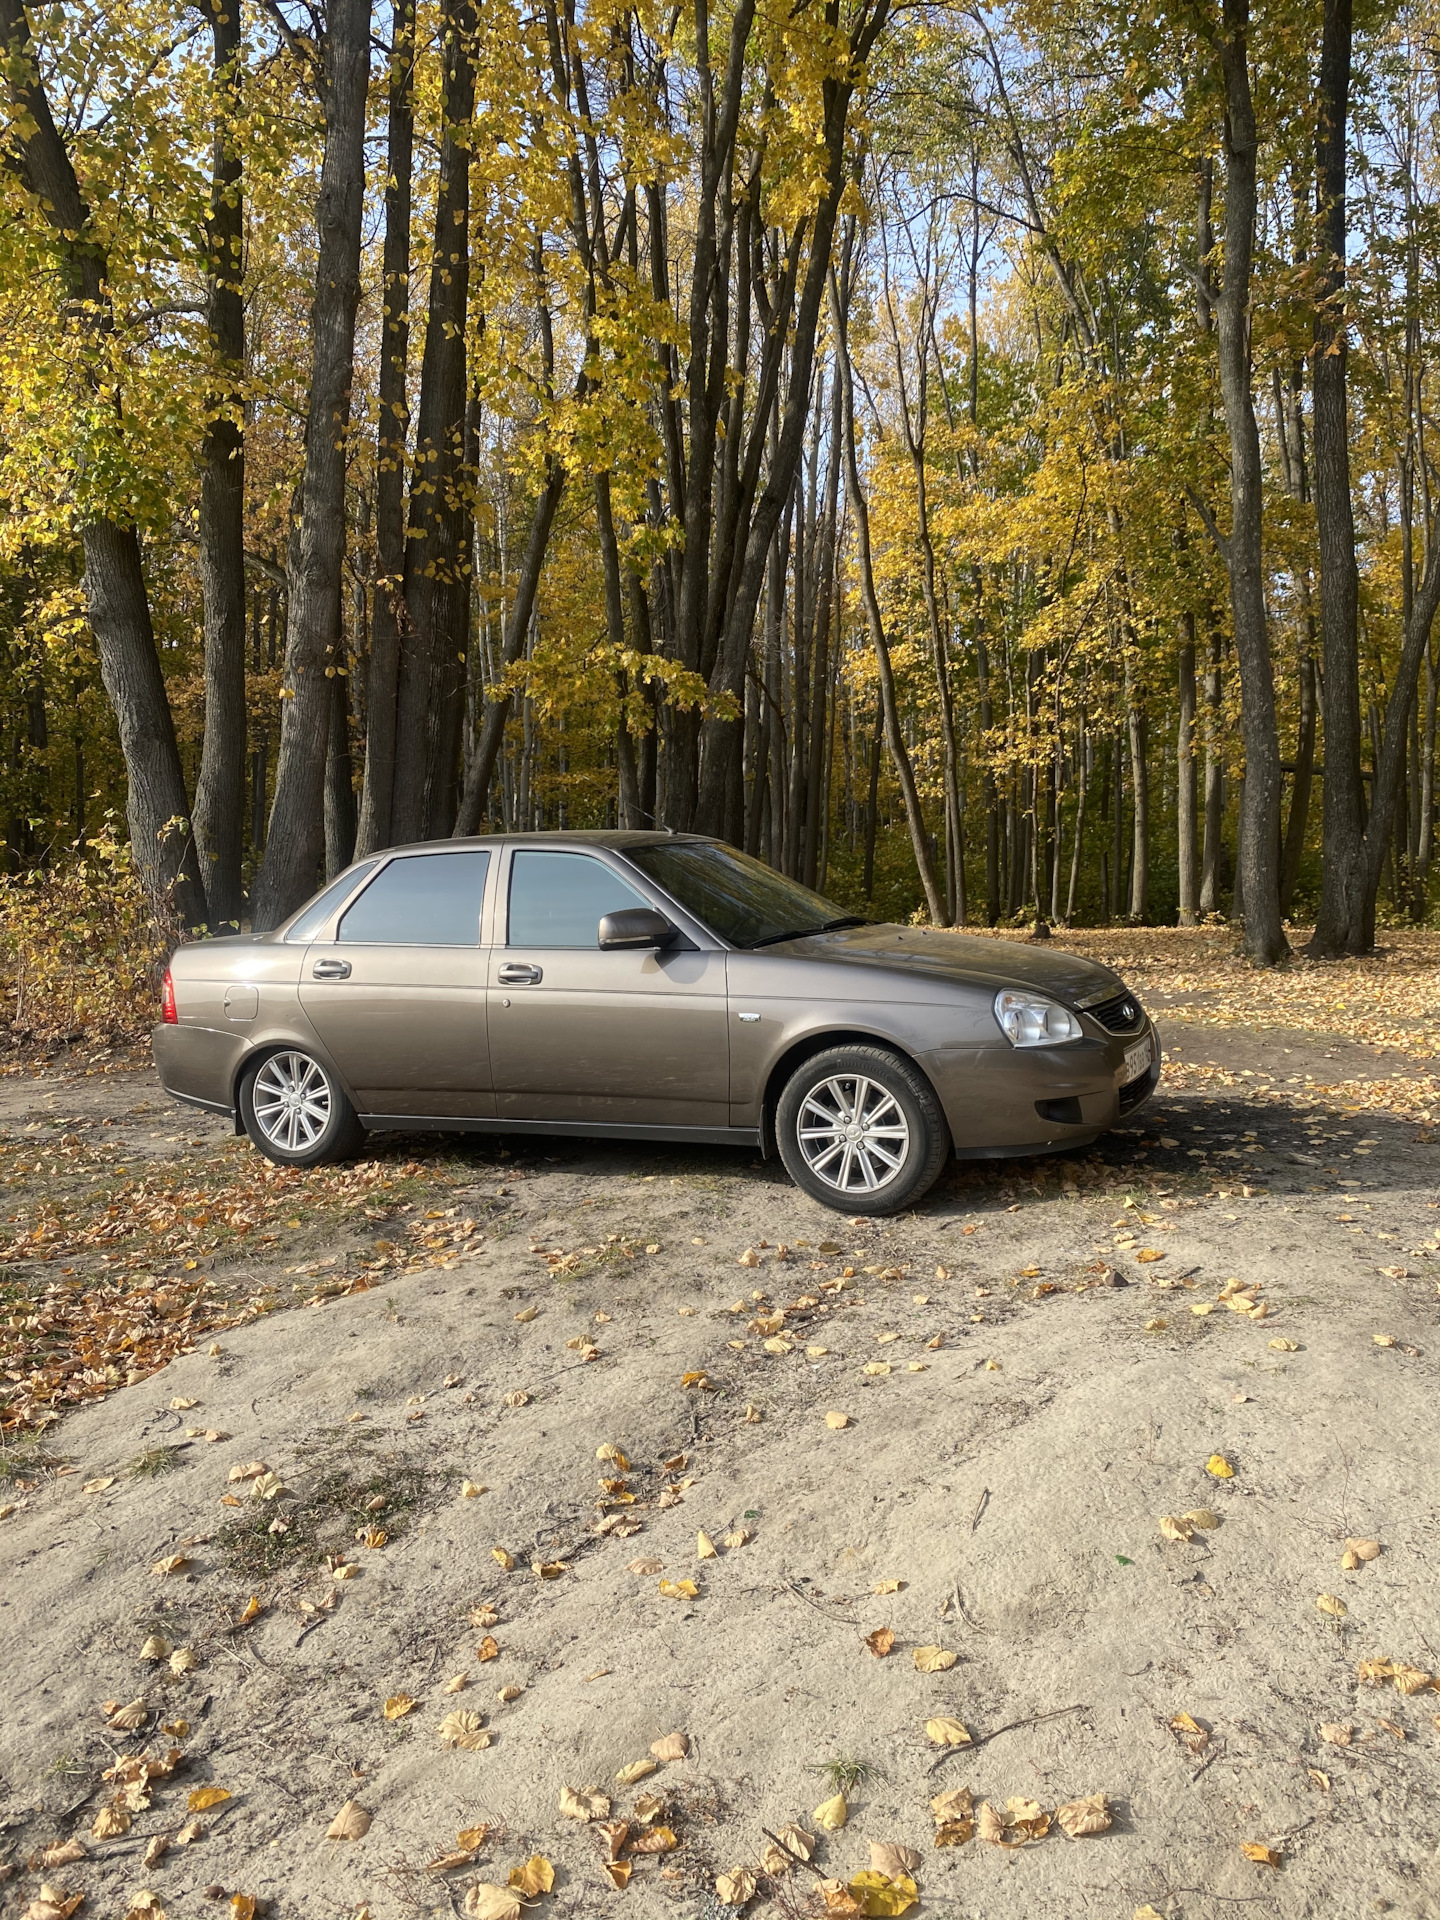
[745,916,868,949]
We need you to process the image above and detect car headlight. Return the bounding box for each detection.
[993,988,1082,1047]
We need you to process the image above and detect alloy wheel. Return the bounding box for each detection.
[796,1073,910,1193]
[251,1052,333,1154]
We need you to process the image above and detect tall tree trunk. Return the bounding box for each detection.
[1280,644,1316,916]
[1211,0,1289,963]
[1306,0,1367,957]
[253,0,372,929]
[832,273,945,924]
[324,652,356,877]
[0,0,210,931]
[1127,681,1149,922]
[355,0,416,858]
[1177,616,1199,923]
[1200,625,1224,912]
[391,0,476,843]
[191,0,247,929]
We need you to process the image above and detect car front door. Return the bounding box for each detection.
[487,847,730,1128]
[299,848,494,1117]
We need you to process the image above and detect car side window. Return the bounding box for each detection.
[337,850,491,946]
[283,861,379,942]
[507,850,648,947]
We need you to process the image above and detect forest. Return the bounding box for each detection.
[1,0,1437,975]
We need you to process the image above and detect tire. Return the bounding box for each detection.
[239,1047,365,1168]
[775,1044,950,1215]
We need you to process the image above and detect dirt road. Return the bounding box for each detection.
[1,995,1437,1920]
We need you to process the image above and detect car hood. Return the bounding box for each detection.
[760,924,1125,1006]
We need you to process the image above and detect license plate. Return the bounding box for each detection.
[1121,1036,1152,1084]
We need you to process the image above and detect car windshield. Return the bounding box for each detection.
[626,841,864,948]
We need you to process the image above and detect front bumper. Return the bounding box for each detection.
[920,1021,1160,1157]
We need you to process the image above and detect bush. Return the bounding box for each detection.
[0,827,167,1050]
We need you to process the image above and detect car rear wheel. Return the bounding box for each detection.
[776,1045,949,1214]
[239,1048,364,1168]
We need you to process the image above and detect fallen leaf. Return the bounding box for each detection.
[924,1718,971,1747]
[631,1792,666,1824]
[1056,1793,1111,1837]
[477,1636,500,1662]
[651,1730,689,1760]
[615,1758,657,1785]
[492,1548,515,1571]
[813,1791,849,1829]
[933,1819,974,1847]
[1319,1721,1351,1744]
[658,1579,698,1599]
[1316,1594,1347,1618]
[470,1604,499,1627]
[438,1711,490,1751]
[237,1594,263,1624]
[558,1784,610,1821]
[1005,1798,1051,1841]
[825,1411,851,1429]
[139,1635,171,1661]
[1159,1515,1194,1542]
[503,1392,530,1408]
[327,1800,372,1840]
[628,1557,663,1575]
[187,1787,231,1811]
[1269,1338,1299,1352]
[461,1480,487,1499]
[142,1836,169,1868]
[82,1476,115,1494]
[169,1648,199,1675]
[866,1627,896,1658]
[150,1554,192,1577]
[1346,1537,1381,1562]
[848,1870,918,1916]
[1170,1711,1209,1754]
[497,1684,524,1702]
[463,1885,521,1920]
[819,1879,862,1915]
[458,1824,493,1850]
[873,1578,905,1594]
[601,1861,632,1889]
[92,1803,131,1838]
[696,1530,718,1559]
[716,1868,757,1906]
[228,1461,266,1482]
[868,1843,921,1877]
[508,1855,555,1897]
[1241,1843,1282,1867]
[1205,1454,1235,1479]
[384,1694,415,1719]
[775,1823,815,1862]
[1182,1509,1220,1529]
[913,1646,957,1672]
[630,1825,679,1855]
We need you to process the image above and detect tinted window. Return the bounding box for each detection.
[337,851,490,946]
[284,861,380,942]
[508,851,648,947]
[626,841,856,947]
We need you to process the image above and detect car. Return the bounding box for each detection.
[153,831,1159,1214]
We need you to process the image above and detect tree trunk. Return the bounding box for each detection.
[832,273,945,924]
[253,0,371,929]
[1280,643,1316,916]
[1177,617,1198,922]
[391,0,476,844]
[355,0,416,858]
[1213,0,1289,963]
[1306,0,1367,957]
[324,653,356,877]
[191,0,247,929]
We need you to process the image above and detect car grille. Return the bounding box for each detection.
[1087,990,1145,1034]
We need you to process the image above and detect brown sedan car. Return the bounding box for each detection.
[153,832,1159,1213]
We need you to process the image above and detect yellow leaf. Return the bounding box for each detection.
[596,1444,630,1470]
[437,1711,490,1750]
[186,1787,231,1812]
[150,1554,192,1577]
[868,1843,921,1877]
[1240,1842,1282,1866]
[477,1636,499,1662]
[847,1870,918,1916]
[1268,1338,1298,1352]
[696,1530,718,1559]
[82,1476,116,1494]
[491,1548,515,1571]
[1055,1792,1110,1837]
[508,1855,554,1897]
[715,1868,757,1905]
[812,1791,849,1829]
[615,1759,657,1785]
[650,1730,689,1760]
[872,1578,905,1594]
[1182,1508,1220,1529]
[658,1579,698,1599]
[326,1800,372,1840]
[865,1626,896,1658]
[1316,1593,1347,1617]
[93,1803,132,1838]
[460,1480,487,1498]
[463,1885,521,1920]
[1159,1515,1194,1542]
[601,1861,632,1889]
[1345,1537,1381,1562]
[1205,1454,1235,1479]
[825,1411,851,1429]
[558,1785,611,1821]
[1135,1248,1165,1263]
[383,1695,415,1719]
[924,1718,971,1747]
[913,1646,957,1672]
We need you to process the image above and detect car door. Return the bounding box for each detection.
[487,847,730,1127]
[298,848,494,1117]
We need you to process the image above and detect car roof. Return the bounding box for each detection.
[380,830,719,857]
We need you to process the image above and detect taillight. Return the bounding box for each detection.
[161,968,178,1024]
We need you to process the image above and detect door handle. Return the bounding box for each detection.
[311,957,351,979]
[497,962,543,986]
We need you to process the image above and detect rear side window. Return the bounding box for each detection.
[284,861,379,942]
[338,851,491,946]
[507,850,647,947]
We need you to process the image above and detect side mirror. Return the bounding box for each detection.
[598,907,676,951]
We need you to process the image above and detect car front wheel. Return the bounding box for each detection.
[775,1045,949,1214]
[239,1048,364,1168]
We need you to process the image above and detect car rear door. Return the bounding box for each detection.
[299,848,494,1117]
[487,847,729,1127]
